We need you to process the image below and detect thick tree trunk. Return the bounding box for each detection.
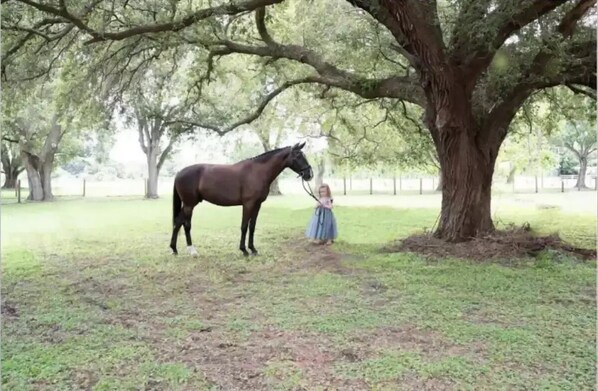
[435,137,496,241]
[2,143,24,189]
[2,167,22,189]
[22,152,43,201]
[3,176,17,189]
[40,160,54,201]
[269,178,282,195]
[146,150,160,199]
[575,156,588,189]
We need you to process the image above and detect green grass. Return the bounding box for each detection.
[1,195,596,390]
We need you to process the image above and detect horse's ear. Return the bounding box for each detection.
[298,141,306,150]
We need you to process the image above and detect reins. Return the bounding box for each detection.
[301,177,322,205]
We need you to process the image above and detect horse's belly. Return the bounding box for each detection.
[200,188,241,206]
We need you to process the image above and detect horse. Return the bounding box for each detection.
[170,142,313,256]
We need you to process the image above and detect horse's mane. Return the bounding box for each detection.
[246,146,290,163]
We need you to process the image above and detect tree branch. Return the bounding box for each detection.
[452,1,568,77]
[347,0,447,72]
[210,38,424,104]
[484,1,596,150]
[13,0,285,44]
[157,136,178,170]
[2,136,19,144]
[566,83,597,100]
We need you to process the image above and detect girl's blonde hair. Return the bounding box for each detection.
[318,183,332,197]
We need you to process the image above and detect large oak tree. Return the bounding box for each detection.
[3,0,595,240]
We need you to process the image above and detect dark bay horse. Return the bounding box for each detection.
[170,142,313,256]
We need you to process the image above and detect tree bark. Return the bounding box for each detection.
[22,151,43,201]
[18,116,62,201]
[146,149,160,199]
[575,156,588,189]
[2,167,23,189]
[1,145,24,189]
[434,135,496,241]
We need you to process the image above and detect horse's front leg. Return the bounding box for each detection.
[248,202,262,256]
[239,203,252,256]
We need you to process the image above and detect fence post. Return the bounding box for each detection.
[561,180,564,193]
[399,176,402,191]
[343,176,347,195]
[535,175,538,193]
[17,180,21,204]
[144,178,148,197]
[393,176,397,195]
[349,177,352,190]
[512,177,515,193]
[419,178,423,195]
[369,178,373,195]
[83,179,86,197]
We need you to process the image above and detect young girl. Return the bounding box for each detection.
[305,183,338,245]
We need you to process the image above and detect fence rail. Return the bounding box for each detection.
[1,175,596,204]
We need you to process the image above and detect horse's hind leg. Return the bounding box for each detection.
[248,202,262,256]
[170,211,185,255]
[239,203,253,256]
[183,206,198,257]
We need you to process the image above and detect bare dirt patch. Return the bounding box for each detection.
[348,324,485,361]
[283,238,357,275]
[383,226,596,262]
[1,299,18,318]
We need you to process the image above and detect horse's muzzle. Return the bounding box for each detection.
[302,167,313,181]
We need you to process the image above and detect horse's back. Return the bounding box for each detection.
[176,163,244,206]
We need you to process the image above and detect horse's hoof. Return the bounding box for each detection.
[250,251,258,256]
[241,251,249,257]
[187,246,198,257]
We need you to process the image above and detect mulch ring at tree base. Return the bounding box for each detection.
[382,226,596,262]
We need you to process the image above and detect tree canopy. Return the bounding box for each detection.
[2,0,595,240]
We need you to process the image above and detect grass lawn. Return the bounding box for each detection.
[1,194,596,390]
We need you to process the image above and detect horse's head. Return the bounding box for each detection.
[286,142,313,181]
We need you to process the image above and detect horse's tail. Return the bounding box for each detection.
[172,183,182,224]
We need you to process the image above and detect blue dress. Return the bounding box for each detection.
[305,197,338,241]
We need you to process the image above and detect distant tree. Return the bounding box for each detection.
[122,56,197,198]
[558,155,579,175]
[546,90,596,189]
[0,142,24,189]
[557,121,596,188]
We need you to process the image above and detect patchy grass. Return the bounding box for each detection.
[2,195,596,390]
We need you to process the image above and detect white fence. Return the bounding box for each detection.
[1,174,596,204]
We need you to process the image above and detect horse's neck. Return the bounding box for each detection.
[262,154,287,184]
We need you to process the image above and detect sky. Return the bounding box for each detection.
[108,121,328,169]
